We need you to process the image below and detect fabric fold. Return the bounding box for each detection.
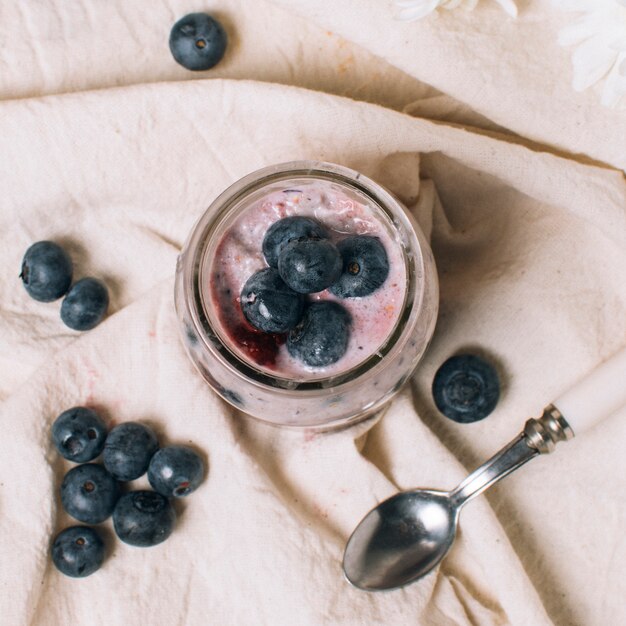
[0,78,624,625]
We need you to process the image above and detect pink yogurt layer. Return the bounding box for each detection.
[207,180,407,380]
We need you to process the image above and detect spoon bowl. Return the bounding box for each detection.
[343,433,540,591]
[343,490,457,591]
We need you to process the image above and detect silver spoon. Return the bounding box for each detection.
[343,347,626,592]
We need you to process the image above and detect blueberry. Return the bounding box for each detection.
[51,526,105,578]
[52,407,107,463]
[20,241,72,302]
[169,13,227,71]
[432,354,500,423]
[60,464,120,524]
[113,491,176,547]
[103,422,159,481]
[60,277,109,331]
[329,236,389,298]
[287,301,351,367]
[262,217,328,268]
[148,445,205,498]
[240,268,304,333]
[278,239,342,294]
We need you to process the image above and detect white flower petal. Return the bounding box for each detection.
[601,67,626,107]
[610,36,626,51]
[554,0,626,108]
[558,14,610,46]
[394,0,517,17]
[571,33,619,90]
[495,0,518,17]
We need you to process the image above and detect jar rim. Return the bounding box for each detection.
[182,160,427,394]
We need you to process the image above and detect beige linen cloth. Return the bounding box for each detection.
[0,2,625,626]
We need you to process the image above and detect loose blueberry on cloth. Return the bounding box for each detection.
[432,354,501,423]
[20,241,73,302]
[113,491,176,547]
[51,526,105,578]
[60,277,109,331]
[51,407,107,463]
[60,463,121,524]
[148,445,205,498]
[240,268,304,333]
[169,13,227,71]
[103,422,159,481]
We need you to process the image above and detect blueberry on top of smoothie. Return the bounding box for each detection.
[169,13,227,71]
[262,216,328,268]
[20,241,73,302]
[240,268,304,333]
[278,238,342,294]
[330,236,390,298]
[287,301,351,367]
[52,406,107,463]
[60,277,109,331]
[51,526,105,578]
[432,354,500,423]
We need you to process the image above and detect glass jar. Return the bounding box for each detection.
[175,161,438,429]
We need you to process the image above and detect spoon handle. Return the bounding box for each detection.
[450,346,626,507]
[553,347,626,436]
[449,434,537,508]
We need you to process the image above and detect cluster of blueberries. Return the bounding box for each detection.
[20,241,109,331]
[240,216,390,367]
[51,407,205,578]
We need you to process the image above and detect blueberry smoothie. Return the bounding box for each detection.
[176,161,438,427]
[205,181,408,380]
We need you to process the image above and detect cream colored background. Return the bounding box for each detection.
[0,2,624,625]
